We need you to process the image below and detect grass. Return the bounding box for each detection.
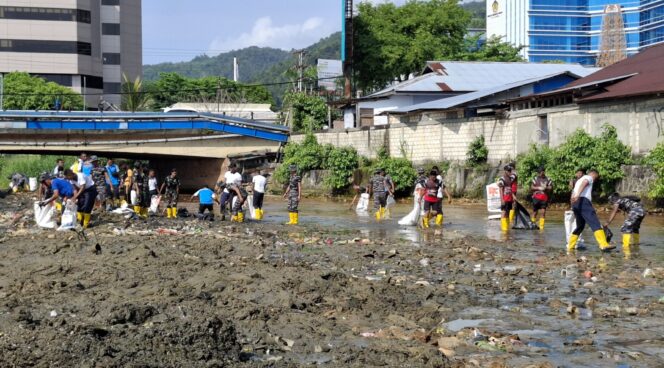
[0,155,76,189]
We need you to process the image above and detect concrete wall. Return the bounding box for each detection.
[293,96,664,164]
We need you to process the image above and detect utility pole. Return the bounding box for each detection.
[597,4,627,67]
[233,57,239,82]
[342,0,354,100]
[82,76,87,111]
[292,49,307,93]
[216,77,221,113]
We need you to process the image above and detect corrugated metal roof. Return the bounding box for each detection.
[364,61,598,99]
[568,43,664,102]
[390,72,576,113]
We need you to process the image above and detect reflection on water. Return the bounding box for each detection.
[255,197,663,257]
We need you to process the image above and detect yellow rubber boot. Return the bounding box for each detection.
[435,214,443,227]
[539,218,545,230]
[166,207,172,218]
[133,206,140,214]
[238,212,245,223]
[509,209,515,225]
[594,229,615,251]
[258,209,263,220]
[380,207,386,219]
[632,233,640,245]
[77,212,83,223]
[531,217,536,223]
[83,213,91,229]
[173,208,178,217]
[568,233,579,252]
[375,208,382,221]
[500,217,509,232]
[285,212,293,225]
[622,233,632,248]
[292,212,299,225]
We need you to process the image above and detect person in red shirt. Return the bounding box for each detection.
[497,165,515,232]
[530,166,553,230]
[421,171,442,229]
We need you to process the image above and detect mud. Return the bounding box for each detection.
[0,193,663,367]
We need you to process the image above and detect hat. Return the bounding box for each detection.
[537,166,546,173]
[39,172,52,182]
[288,164,297,171]
[504,165,513,171]
[90,155,99,162]
[417,167,425,174]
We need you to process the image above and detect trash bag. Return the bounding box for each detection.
[177,208,190,218]
[34,201,57,229]
[564,210,585,249]
[58,201,78,231]
[149,195,161,214]
[246,194,257,219]
[512,201,538,230]
[130,190,138,205]
[356,193,370,213]
[398,193,422,226]
[384,194,396,219]
[603,226,614,243]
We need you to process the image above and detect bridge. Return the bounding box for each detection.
[0,111,290,189]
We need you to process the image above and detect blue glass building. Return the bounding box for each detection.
[527,0,664,64]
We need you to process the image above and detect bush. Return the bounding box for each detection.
[517,125,632,197]
[645,141,664,199]
[371,157,417,196]
[467,135,488,167]
[276,134,359,192]
[0,155,69,188]
[283,92,328,133]
[324,147,359,192]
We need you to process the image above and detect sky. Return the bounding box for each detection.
[142,0,480,65]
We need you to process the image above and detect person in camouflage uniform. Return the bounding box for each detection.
[90,156,110,211]
[228,181,248,223]
[368,168,390,221]
[283,165,301,225]
[132,164,150,218]
[159,169,180,219]
[605,193,646,250]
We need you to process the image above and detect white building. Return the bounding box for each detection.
[485,0,529,59]
[0,0,142,107]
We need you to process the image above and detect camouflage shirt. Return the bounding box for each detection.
[288,175,301,195]
[615,197,643,212]
[164,176,180,192]
[91,167,107,188]
[371,175,386,193]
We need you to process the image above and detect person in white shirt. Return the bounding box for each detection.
[251,171,268,220]
[148,170,159,198]
[218,163,243,221]
[66,168,97,229]
[568,169,614,252]
[53,158,65,178]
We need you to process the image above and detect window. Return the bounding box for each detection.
[104,82,122,95]
[35,74,73,87]
[0,39,92,56]
[82,76,104,90]
[0,6,91,23]
[102,23,121,35]
[102,0,120,5]
[103,53,121,65]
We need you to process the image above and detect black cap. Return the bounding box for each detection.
[504,165,512,171]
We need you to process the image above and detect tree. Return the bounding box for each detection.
[456,35,525,62]
[354,0,470,92]
[121,74,151,112]
[3,72,83,110]
[283,92,328,132]
[145,72,274,110]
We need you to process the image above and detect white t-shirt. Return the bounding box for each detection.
[148,177,158,191]
[252,175,267,193]
[223,171,243,193]
[74,172,94,189]
[573,175,594,202]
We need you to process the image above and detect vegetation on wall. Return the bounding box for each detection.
[517,125,632,197]
[645,141,664,199]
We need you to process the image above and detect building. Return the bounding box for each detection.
[0,0,142,107]
[352,61,596,127]
[486,0,664,65]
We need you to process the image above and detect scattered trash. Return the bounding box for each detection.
[49,310,57,318]
[643,268,655,278]
[419,258,430,267]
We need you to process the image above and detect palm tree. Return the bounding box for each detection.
[121,73,151,112]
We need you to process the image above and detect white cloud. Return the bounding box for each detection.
[208,16,333,53]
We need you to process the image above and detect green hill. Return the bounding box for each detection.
[143,33,341,105]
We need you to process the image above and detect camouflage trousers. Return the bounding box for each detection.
[621,207,645,234]
[288,194,300,213]
[96,185,107,202]
[374,192,387,210]
[164,190,178,208]
[231,189,248,215]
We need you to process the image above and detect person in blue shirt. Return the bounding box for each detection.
[105,158,121,208]
[192,184,217,220]
[40,173,75,214]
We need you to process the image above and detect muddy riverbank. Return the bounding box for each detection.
[0,193,662,367]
